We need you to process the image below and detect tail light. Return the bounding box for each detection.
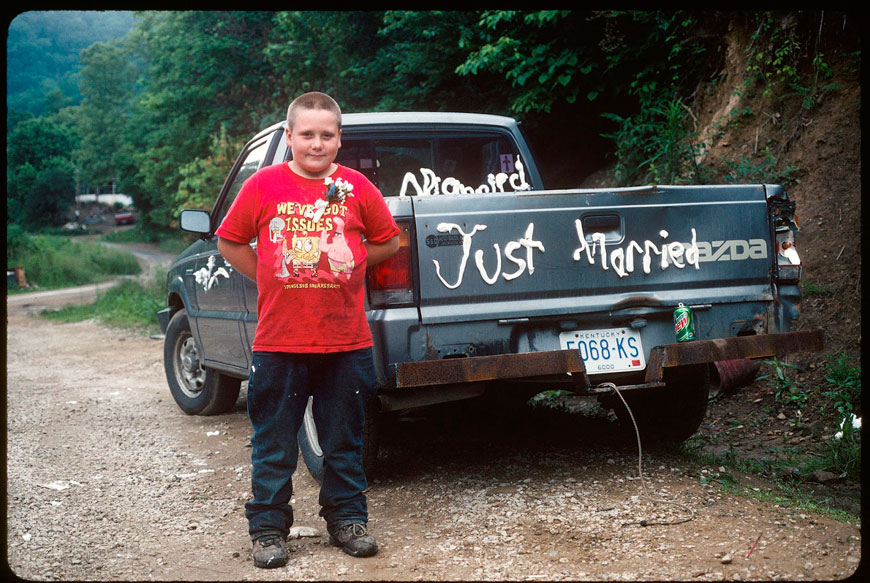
[367,220,415,307]
[775,214,802,282]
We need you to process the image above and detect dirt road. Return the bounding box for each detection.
[4,302,861,581]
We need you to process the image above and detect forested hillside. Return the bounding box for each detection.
[6,10,135,116]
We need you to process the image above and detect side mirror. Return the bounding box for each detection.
[179,209,212,234]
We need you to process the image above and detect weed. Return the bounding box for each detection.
[759,358,809,409]
[746,14,803,100]
[678,439,859,523]
[801,279,833,297]
[529,390,572,410]
[721,147,800,188]
[822,414,861,477]
[602,95,702,186]
[821,351,861,418]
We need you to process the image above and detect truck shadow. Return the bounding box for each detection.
[374,392,643,480]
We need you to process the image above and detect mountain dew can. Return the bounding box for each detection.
[673,303,695,342]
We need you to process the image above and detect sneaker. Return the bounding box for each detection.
[329,523,378,557]
[251,533,288,568]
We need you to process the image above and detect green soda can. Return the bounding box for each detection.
[673,303,696,342]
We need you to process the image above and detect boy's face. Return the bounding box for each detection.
[286,108,341,179]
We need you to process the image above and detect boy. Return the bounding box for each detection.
[216,92,400,568]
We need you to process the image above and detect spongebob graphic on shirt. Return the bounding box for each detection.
[271,189,354,285]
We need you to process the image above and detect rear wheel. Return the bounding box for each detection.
[164,308,241,415]
[604,363,713,443]
[298,395,380,483]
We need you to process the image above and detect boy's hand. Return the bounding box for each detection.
[365,235,400,267]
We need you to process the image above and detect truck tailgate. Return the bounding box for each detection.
[412,185,773,324]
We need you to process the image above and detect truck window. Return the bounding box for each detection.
[216,137,270,222]
[335,133,521,196]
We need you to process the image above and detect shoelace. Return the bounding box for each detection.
[258,534,284,548]
[338,523,368,538]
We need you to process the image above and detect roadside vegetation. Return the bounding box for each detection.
[677,351,861,522]
[7,225,170,335]
[6,224,141,290]
[530,348,861,522]
[100,222,195,256]
[39,274,165,335]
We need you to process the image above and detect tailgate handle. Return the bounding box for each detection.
[582,214,621,231]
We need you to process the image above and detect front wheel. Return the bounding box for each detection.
[298,395,380,483]
[164,308,241,415]
[603,363,713,443]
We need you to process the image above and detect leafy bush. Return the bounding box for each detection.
[823,413,861,477]
[6,224,36,265]
[602,95,702,185]
[721,147,800,187]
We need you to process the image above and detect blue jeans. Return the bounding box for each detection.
[244,348,377,540]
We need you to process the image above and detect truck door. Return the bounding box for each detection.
[195,130,275,370]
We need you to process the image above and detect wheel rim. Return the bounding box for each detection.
[174,332,206,399]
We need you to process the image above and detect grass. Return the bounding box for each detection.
[101,223,194,255]
[679,437,860,523]
[40,271,166,335]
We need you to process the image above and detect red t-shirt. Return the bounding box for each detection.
[216,163,400,353]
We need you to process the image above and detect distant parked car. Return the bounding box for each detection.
[114,210,135,225]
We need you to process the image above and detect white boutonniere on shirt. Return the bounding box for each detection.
[305,177,355,224]
[324,177,354,204]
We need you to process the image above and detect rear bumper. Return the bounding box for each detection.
[641,328,826,385]
[384,328,826,394]
[388,349,586,389]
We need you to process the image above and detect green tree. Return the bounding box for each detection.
[128,11,282,228]
[451,10,726,186]
[372,11,501,112]
[23,157,78,227]
[76,40,140,194]
[265,11,386,112]
[173,124,244,217]
[6,10,135,118]
[455,11,600,115]
[7,117,79,228]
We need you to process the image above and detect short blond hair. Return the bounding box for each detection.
[286,92,342,131]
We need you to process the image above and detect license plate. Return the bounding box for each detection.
[559,327,645,373]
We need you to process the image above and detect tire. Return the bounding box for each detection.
[298,395,380,483]
[605,363,713,443]
[163,308,241,415]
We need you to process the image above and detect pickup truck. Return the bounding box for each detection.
[157,112,824,480]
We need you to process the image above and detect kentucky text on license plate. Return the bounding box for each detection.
[559,328,645,373]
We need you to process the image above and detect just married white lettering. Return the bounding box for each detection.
[572,219,701,278]
[432,222,544,289]
[430,219,707,289]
